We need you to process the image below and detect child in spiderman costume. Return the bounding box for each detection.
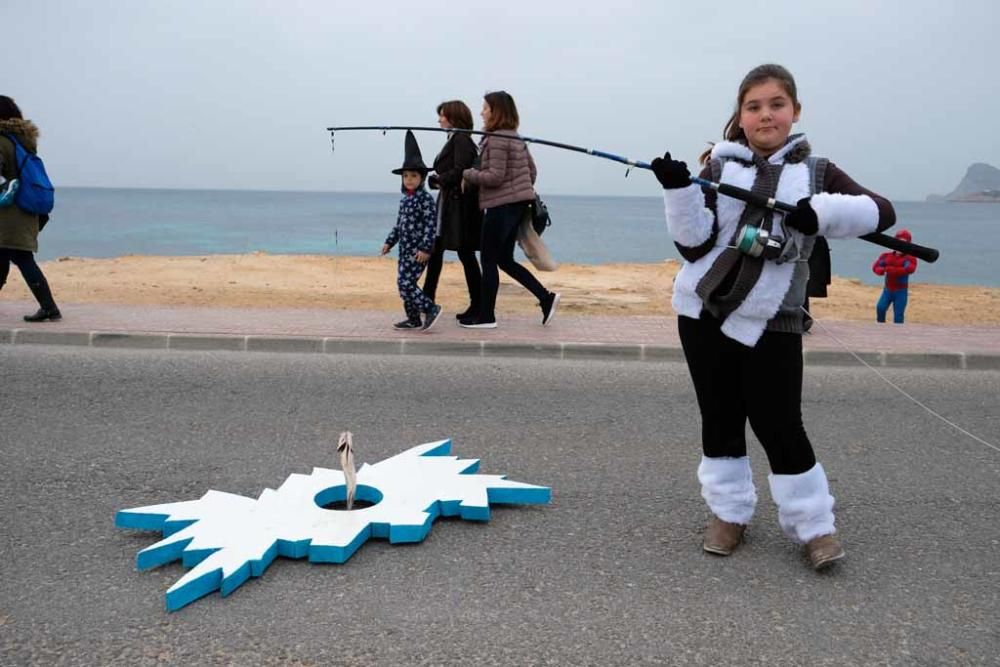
[872,228,917,324]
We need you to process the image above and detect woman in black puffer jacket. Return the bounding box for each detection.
[423,100,483,320]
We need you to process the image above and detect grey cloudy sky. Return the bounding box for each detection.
[7,0,998,200]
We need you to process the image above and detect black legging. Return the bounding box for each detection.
[678,313,816,475]
[422,239,481,305]
[479,201,548,321]
[0,248,46,287]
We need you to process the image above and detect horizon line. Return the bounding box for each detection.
[55,184,933,204]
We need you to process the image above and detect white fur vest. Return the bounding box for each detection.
[663,135,879,347]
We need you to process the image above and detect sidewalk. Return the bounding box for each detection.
[2,300,998,370]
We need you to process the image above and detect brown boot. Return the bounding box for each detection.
[805,534,845,570]
[703,517,746,556]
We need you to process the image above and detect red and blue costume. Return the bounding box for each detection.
[873,229,917,323]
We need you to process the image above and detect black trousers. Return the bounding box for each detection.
[422,239,481,307]
[678,313,816,475]
[479,201,548,321]
[0,248,46,287]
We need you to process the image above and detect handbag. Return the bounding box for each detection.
[528,194,551,236]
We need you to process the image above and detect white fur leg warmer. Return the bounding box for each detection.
[698,456,757,525]
[768,463,837,544]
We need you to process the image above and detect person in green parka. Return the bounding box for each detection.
[0,95,61,322]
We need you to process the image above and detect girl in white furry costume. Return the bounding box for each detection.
[650,64,896,570]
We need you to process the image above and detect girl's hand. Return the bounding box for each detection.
[415,250,430,264]
[381,244,391,255]
[783,197,819,236]
[650,152,691,189]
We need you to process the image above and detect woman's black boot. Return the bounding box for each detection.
[24,280,62,322]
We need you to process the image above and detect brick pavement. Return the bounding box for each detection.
[1,300,997,369]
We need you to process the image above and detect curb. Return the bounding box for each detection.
[2,328,998,371]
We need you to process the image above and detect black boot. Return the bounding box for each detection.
[24,279,61,322]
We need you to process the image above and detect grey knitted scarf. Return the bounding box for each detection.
[695,153,785,318]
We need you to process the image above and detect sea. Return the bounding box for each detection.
[35,187,1000,288]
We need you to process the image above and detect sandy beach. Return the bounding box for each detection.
[6,254,999,325]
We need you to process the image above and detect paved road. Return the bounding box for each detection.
[1,346,998,665]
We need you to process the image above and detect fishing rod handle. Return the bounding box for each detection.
[859,233,939,263]
[700,179,797,213]
[689,177,939,263]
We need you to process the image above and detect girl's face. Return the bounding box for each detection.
[480,101,492,128]
[402,171,422,190]
[438,113,452,130]
[738,78,800,156]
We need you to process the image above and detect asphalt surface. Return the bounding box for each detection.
[1,345,998,665]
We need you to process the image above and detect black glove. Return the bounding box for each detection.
[650,152,691,190]
[428,174,440,190]
[783,197,819,236]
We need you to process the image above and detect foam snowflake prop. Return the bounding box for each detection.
[116,439,550,610]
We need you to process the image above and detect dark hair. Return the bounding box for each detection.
[483,91,519,131]
[699,64,800,164]
[0,95,24,121]
[400,170,426,190]
[436,100,474,130]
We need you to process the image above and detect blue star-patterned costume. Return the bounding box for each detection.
[385,188,438,321]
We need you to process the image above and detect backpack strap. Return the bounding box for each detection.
[0,134,15,180]
[806,156,829,195]
[1,133,25,176]
[709,157,724,184]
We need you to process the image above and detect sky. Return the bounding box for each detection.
[6,0,999,200]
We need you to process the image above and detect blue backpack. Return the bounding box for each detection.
[3,132,54,215]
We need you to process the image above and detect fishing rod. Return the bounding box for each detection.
[326,125,939,262]
[327,125,651,167]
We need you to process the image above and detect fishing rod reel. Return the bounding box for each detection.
[733,224,787,260]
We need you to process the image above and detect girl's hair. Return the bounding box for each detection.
[0,95,24,121]
[482,91,519,131]
[699,64,799,164]
[436,100,474,130]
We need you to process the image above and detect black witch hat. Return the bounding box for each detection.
[391,130,430,175]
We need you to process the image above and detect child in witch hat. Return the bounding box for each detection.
[380,130,443,331]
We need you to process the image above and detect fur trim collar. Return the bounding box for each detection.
[710,140,754,162]
[710,134,810,165]
[0,118,39,151]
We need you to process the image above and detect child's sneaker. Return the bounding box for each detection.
[393,318,422,330]
[422,305,442,332]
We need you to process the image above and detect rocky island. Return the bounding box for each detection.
[928,162,1000,202]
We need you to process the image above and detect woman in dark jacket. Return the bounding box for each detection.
[422,100,483,320]
[0,95,60,322]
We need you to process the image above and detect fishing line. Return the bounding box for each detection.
[329,126,986,449]
[802,307,999,454]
